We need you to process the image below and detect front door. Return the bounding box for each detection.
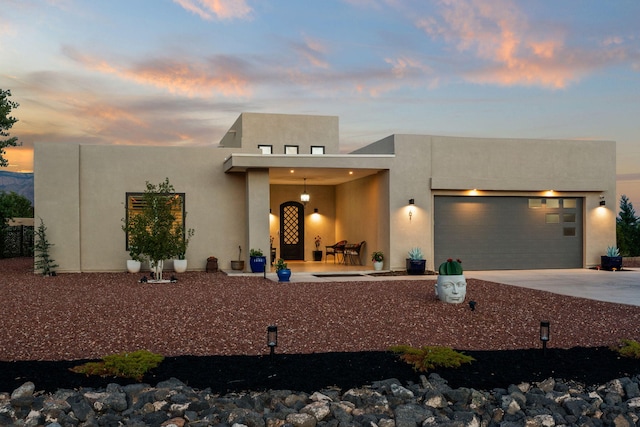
[280,201,305,260]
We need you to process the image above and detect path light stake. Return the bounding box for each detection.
[267,325,278,358]
[540,321,550,356]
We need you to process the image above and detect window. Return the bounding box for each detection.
[563,227,576,236]
[258,145,272,154]
[529,199,542,208]
[546,199,559,208]
[124,192,185,249]
[563,213,576,222]
[563,199,577,208]
[310,146,325,155]
[545,213,560,224]
[284,145,299,154]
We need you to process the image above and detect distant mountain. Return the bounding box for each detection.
[0,171,34,204]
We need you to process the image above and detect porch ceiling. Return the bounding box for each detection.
[224,153,393,185]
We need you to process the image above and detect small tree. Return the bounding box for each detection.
[122,178,183,281]
[34,218,58,276]
[0,89,20,167]
[617,195,640,256]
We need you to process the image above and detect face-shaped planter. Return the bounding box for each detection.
[435,274,467,304]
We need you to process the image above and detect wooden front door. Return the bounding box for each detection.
[280,201,305,260]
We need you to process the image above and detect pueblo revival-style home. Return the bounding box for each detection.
[34,112,616,273]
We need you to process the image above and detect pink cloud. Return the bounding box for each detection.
[63,46,252,97]
[172,0,252,20]
[415,0,587,89]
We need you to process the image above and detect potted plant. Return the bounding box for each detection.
[173,226,194,273]
[406,247,426,275]
[126,243,142,274]
[275,258,291,282]
[231,245,244,271]
[436,258,467,304]
[601,246,623,271]
[371,251,384,271]
[313,235,323,261]
[249,248,267,273]
[122,178,183,282]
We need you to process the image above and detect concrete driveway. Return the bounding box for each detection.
[466,268,640,307]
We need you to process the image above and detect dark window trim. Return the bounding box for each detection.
[284,145,299,154]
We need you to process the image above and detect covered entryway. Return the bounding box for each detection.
[434,196,583,270]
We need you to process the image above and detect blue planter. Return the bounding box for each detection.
[277,268,291,282]
[406,259,426,275]
[250,256,267,273]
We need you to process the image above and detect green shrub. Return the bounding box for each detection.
[390,345,475,372]
[70,350,164,381]
[611,339,640,359]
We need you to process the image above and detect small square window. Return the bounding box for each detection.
[529,199,542,208]
[546,199,559,208]
[563,213,576,223]
[284,145,299,155]
[258,145,272,154]
[545,213,560,224]
[563,199,577,208]
[563,227,576,236]
[311,146,325,155]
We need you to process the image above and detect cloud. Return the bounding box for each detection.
[173,0,252,20]
[290,36,330,69]
[62,46,253,98]
[617,173,640,182]
[415,0,636,89]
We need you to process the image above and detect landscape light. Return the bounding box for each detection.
[540,321,550,355]
[469,300,476,311]
[267,325,278,357]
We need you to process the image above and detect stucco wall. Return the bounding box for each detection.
[221,112,340,155]
[35,143,252,272]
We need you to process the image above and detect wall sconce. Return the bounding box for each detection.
[408,199,414,221]
[267,325,278,357]
[300,178,310,205]
[313,208,318,213]
[599,195,606,206]
[540,321,550,355]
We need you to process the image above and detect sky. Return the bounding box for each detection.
[1,0,639,207]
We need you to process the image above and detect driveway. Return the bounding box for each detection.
[466,268,640,306]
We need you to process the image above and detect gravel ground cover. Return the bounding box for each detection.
[1,257,640,393]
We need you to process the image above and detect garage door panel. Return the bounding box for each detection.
[434,196,582,270]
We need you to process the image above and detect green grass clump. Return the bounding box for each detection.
[611,339,640,359]
[390,345,475,373]
[70,350,164,381]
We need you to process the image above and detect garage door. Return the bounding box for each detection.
[434,196,583,270]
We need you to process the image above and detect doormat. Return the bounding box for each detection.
[312,273,365,277]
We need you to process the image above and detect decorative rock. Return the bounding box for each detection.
[10,382,35,407]
[3,374,640,426]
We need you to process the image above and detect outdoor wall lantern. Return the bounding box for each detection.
[314,208,319,213]
[267,325,278,357]
[540,320,550,355]
[300,178,310,204]
[408,199,415,221]
[600,195,606,206]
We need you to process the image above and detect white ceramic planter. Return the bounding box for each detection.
[173,259,188,273]
[373,261,383,271]
[126,260,141,273]
[435,274,467,304]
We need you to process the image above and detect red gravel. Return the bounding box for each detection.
[2,257,640,362]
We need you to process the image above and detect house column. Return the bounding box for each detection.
[246,169,271,265]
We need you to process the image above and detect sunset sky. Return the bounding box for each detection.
[2,0,639,206]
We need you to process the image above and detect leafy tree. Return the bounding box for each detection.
[617,195,640,256]
[0,89,20,167]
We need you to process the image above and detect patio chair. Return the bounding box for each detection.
[325,240,347,263]
[344,241,366,265]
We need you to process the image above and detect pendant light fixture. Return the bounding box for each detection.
[300,178,310,204]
